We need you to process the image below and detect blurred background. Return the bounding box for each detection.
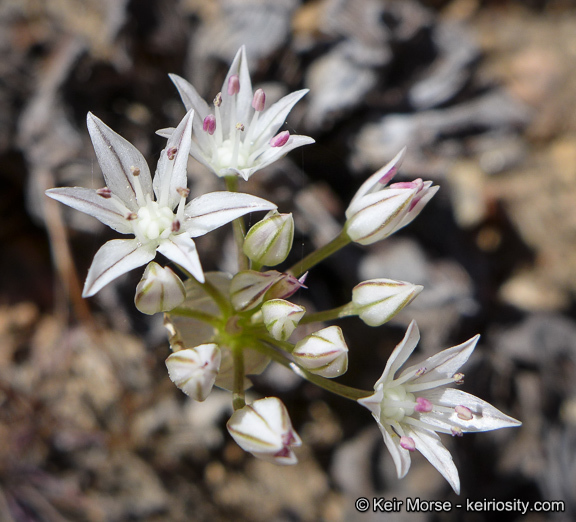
[1,0,576,520]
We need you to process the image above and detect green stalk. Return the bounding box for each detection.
[253,340,372,401]
[287,229,351,278]
[168,307,221,326]
[232,346,246,410]
[300,303,356,324]
[225,175,249,271]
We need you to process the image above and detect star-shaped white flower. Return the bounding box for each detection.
[46,110,276,296]
[161,46,314,180]
[358,320,521,494]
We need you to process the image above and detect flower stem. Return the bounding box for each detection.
[225,175,249,271]
[232,346,246,410]
[287,229,351,278]
[300,303,356,324]
[201,278,232,316]
[254,340,372,401]
[168,307,221,326]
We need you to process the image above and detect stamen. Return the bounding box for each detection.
[167,147,178,160]
[455,405,473,421]
[400,436,415,451]
[176,187,190,198]
[130,165,147,206]
[172,220,181,232]
[127,212,138,221]
[453,373,465,384]
[97,187,112,199]
[231,123,244,168]
[414,397,433,413]
[451,427,463,437]
[402,416,454,435]
[175,187,188,222]
[270,131,290,148]
[203,114,216,135]
[214,93,223,145]
[252,89,265,111]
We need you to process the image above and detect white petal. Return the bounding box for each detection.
[347,148,406,211]
[375,320,420,387]
[247,134,316,175]
[87,113,152,211]
[45,187,132,234]
[252,90,310,148]
[422,388,522,432]
[168,74,211,119]
[157,234,204,283]
[378,422,412,479]
[168,74,213,155]
[401,335,479,385]
[183,192,276,237]
[220,46,253,131]
[165,344,221,401]
[409,428,460,494]
[153,109,194,208]
[83,239,156,297]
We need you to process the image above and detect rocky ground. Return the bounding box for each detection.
[1,0,576,520]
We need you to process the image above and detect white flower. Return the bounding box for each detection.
[345,149,439,245]
[243,211,294,266]
[292,325,349,378]
[352,278,423,327]
[165,343,221,401]
[162,46,315,180]
[261,299,306,341]
[358,320,521,494]
[46,111,276,296]
[134,261,186,314]
[227,397,302,464]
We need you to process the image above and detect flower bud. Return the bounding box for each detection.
[352,279,423,327]
[261,299,306,341]
[230,270,284,311]
[230,270,306,311]
[345,149,438,245]
[134,262,186,315]
[226,397,302,465]
[165,343,221,401]
[292,325,348,378]
[243,211,294,266]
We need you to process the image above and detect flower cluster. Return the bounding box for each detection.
[46,45,520,493]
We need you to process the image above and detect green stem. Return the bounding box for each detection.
[201,279,232,316]
[225,175,249,272]
[300,303,356,324]
[287,229,351,278]
[232,346,246,410]
[169,307,221,326]
[253,340,372,401]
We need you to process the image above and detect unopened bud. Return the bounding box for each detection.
[134,262,186,315]
[261,299,305,341]
[226,397,302,465]
[165,343,221,401]
[243,211,294,266]
[352,279,423,327]
[292,325,348,378]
